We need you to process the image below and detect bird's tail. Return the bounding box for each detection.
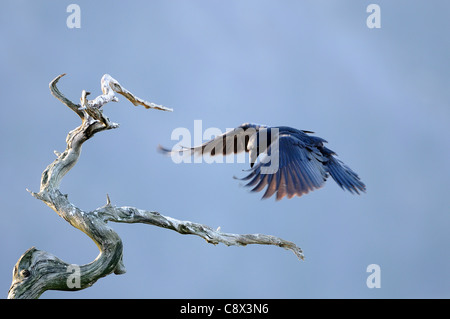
[326,156,366,194]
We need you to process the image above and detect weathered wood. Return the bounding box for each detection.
[8,74,303,299]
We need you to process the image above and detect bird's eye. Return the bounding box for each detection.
[20,269,30,278]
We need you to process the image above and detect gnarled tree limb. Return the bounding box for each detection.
[8,74,303,299]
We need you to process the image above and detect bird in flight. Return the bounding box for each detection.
[159,123,366,200]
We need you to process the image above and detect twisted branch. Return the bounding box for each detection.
[8,74,303,299]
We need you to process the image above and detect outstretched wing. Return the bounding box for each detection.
[325,156,366,194]
[159,123,266,158]
[237,134,328,200]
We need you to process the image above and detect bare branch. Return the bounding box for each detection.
[88,74,173,112]
[49,73,84,118]
[8,74,302,299]
[95,203,304,260]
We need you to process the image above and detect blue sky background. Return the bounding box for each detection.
[1,1,449,298]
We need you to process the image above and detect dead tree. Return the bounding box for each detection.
[7,74,304,299]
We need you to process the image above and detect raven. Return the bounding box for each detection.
[159,123,366,200]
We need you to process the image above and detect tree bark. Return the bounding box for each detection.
[7,74,304,299]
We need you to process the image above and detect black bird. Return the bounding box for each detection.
[159,123,366,200]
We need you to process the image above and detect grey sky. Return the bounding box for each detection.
[1,1,449,298]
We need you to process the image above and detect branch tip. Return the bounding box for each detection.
[49,73,84,119]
